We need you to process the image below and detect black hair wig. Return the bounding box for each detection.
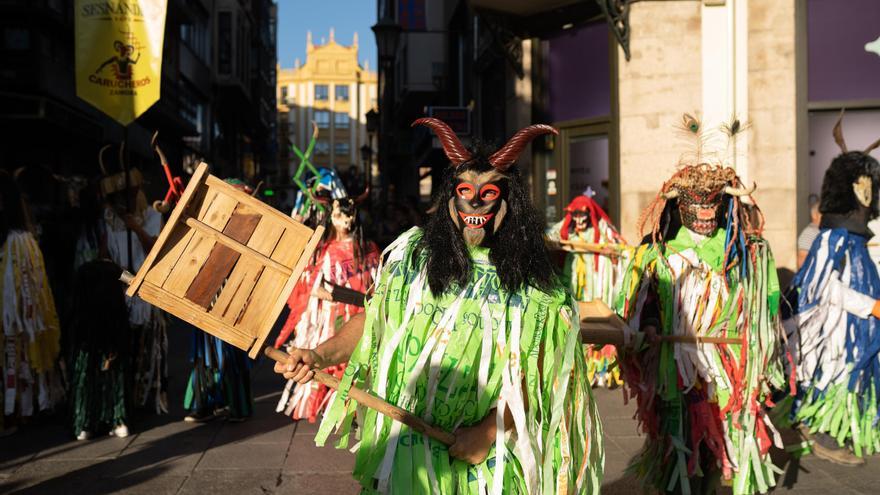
[819,151,880,219]
[414,150,561,297]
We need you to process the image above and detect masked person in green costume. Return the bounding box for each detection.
[615,115,790,495]
[275,117,603,494]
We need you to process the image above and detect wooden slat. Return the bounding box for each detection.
[137,281,255,351]
[143,186,213,289]
[185,204,262,308]
[247,226,324,358]
[236,227,306,330]
[163,190,239,297]
[183,216,293,276]
[205,175,300,227]
[209,217,286,324]
[127,163,210,297]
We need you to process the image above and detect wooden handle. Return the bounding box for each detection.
[263,347,457,446]
[578,300,741,346]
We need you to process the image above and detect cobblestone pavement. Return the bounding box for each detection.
[2,324,878,493]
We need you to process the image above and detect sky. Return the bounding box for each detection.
[276,0,377,70]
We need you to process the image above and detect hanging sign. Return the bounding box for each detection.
[75,0,168,125]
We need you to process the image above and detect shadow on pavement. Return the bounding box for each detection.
[0,316,296,494]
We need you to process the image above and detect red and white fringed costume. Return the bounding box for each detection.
[274,236,379,422]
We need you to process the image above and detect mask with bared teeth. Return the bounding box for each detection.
[658,164,756,236]
[413,117,557,247]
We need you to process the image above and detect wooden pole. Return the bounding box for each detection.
[263,347,457,446]
[578,300,742,346]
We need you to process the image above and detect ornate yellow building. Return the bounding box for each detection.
[277,29,377,178]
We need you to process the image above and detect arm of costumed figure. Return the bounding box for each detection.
[826,274,878,318]
[267,311,456,446]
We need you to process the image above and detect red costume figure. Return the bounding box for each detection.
[274,192,379,422]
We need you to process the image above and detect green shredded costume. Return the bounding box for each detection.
[615,226,789,495]
[316,228,603,494]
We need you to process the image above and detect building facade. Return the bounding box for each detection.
[277,30,377,181]
[375,0,880,270]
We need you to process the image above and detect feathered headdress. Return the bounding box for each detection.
[637,114,763,281]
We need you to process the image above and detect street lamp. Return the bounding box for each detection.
[359,142,373,198]
[371,13,401,210]
[365,109,379,135]
[359,143,373,172]
[371,16,401,63]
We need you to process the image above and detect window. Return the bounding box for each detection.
[334,142,350,157]
[335,85,349,101]
[315,84,329,101]
[218,13,232,75]
[181,22,210,63]
[334,112,350,129]
[281,86,288,102]
[314,140,330,155]
[314,111,330,128]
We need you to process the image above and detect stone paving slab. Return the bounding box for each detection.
[278,472,361,494]
[211,417,295,445]
[197,440,290,470]
[284,434,356,474]
[178,468,283,495]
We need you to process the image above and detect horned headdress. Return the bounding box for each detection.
[820,110,880,218]
[412,117,558,170]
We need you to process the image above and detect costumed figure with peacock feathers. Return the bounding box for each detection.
[614,114,791,494]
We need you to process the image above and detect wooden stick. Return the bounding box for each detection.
[263,347,457,446]
[559,239,628,255]
[183,216,293,277]
[578,300,741,346]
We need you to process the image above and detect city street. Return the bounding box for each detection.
[1,324,878,494]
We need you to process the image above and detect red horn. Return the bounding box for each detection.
[488,125,558,171]
[412,117,472,166]
[353,186,370,205]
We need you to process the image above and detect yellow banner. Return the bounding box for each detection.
[75,0,167,126]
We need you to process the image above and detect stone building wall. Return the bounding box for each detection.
[617,0,799,269]
[747,0,798,270]
[617,2,703,244]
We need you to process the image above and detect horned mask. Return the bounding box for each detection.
[413,117,557,246]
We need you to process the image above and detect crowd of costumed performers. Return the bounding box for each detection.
[274,117,603,494]
[0,171,62,436]
[786,111,880,466]
[275,177,380,423]
[614,115,791,495]
[97,144,168,418]
[181,178,256,424]
[546,188,628,388]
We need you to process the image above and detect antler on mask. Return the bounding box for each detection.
[833,109,848,153]
[488,125,558,171]
[412,118,472,166]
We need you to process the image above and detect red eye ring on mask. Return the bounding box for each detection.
[479,184,501,201]
[456,183,475,200]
